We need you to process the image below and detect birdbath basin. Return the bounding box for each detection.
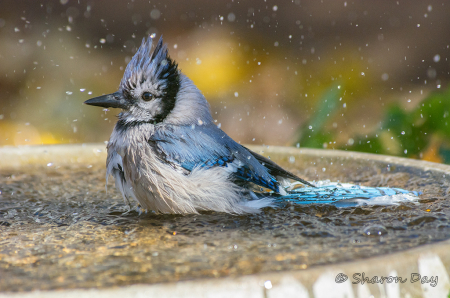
[1,144,450,297]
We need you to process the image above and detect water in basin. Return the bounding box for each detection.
[0,151,449,292]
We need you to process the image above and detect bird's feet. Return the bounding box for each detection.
[135,204,148,215]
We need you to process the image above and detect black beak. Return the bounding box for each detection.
[84,91,129,109]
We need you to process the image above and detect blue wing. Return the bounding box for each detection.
[148,123,280,192]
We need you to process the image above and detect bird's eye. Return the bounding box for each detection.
[142,92,153,101]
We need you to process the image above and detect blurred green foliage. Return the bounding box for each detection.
[298,86,450,164]
[297,83,343,149]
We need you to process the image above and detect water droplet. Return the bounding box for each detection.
[150,9,161,20]
[433,54,440,63]
[322,168,326,172]
[272,5,278,11]
[66,91,73,95]
[227,12,236,22]
[348,138,354,145]
[264,280,272,289]
[289,156,295,163]
[362,224,387,237]
[309,125,313,129]
[99,38,106,44]
[47,163,53,167]
[80,88,85,92]
[401,131,405,135]
[150,33,156,39]
[404,149,408,154]
[381,73,389,81]
[234,92,239,97]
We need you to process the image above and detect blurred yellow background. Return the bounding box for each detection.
[0,0,449,158]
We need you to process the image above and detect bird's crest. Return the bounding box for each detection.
[120,35,179,95]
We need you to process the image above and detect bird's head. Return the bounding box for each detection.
[84,35,212,126]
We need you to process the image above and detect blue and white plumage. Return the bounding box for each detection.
[85,35,313,214]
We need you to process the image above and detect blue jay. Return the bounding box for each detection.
[84,36,313,214]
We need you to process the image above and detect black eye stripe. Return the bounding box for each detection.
[142,92,153,101]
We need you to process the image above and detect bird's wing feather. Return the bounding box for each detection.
[244,147,315,187]
[148,124,280,192]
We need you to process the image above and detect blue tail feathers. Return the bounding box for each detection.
[264,183,421,208]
